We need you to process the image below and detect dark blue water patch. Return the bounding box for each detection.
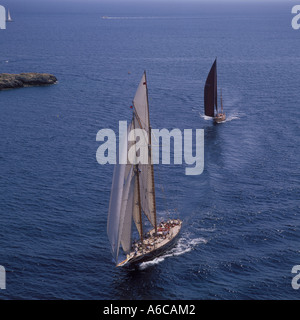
[1,1,299,300]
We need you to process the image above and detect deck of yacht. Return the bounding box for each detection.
[117,219,182,266]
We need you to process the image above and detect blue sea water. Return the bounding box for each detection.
[0,0,299,300]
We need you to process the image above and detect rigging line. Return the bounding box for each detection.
[173,184,179,219]
[138,168,155,228]
[155,161,171,220]
[150,130,176,219]
[133,106,149,140]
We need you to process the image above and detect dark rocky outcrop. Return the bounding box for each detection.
[0,73,57,90]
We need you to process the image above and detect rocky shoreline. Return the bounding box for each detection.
[0,73,57,90]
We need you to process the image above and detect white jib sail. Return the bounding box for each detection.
[107,125,128,263]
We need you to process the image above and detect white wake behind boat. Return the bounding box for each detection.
[107,71,182,267]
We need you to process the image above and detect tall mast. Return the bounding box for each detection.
[215,58,218,115]
[135,164,143,243]
[221,89,223,113]
[144,71,157,234]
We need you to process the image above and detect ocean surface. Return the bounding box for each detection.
[0,1,299,300]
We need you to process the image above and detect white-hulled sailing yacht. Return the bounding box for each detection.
[107,71,182,267]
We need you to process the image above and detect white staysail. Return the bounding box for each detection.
[118,166,134,255]
[107,122,137,263]
[107,123,128,263]
[127,120,144,238]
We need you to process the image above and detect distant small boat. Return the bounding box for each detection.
[6,9,13,22]
[204,58,226,123]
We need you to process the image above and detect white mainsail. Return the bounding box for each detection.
[132,72,156,228]
[133,73,149,133]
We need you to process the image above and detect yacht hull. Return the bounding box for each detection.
[214,113,226,123]
[117,219,182,267]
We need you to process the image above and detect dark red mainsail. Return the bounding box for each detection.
[204,59,218,117]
